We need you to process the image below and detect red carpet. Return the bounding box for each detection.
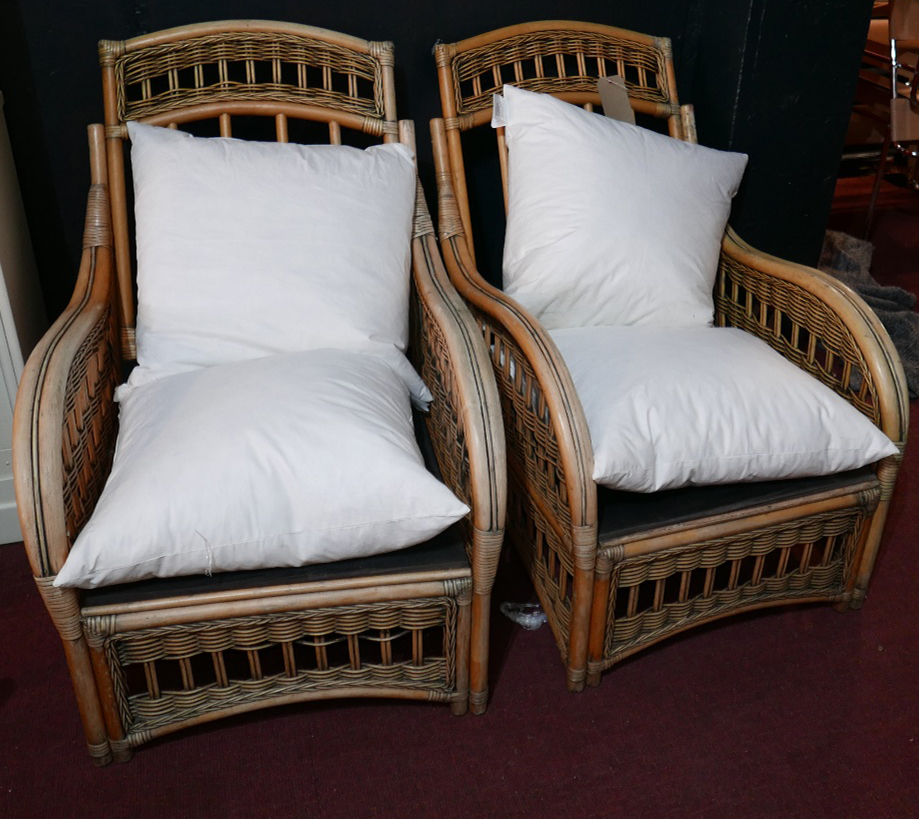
[1,197,917,818]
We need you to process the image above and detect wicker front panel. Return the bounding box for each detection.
[93,596,462,738]
[109,32,386,124]
[601,504,873,666]
[61,301,120,546]
[715,252,881,425]
[450,30,670,118]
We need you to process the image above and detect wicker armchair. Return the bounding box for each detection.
[13,20,505,765]
[431,20,908,692]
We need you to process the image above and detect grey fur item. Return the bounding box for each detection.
[819,230,919,398]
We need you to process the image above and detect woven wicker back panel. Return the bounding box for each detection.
[446,26,678,120]
[103,28,390,127]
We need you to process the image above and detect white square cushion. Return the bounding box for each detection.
[494,84,748,329]
[124,122,425,399]
[549,325,898,493]
[55,350,469,588]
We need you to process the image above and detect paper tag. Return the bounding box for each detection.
[598,76,635,125]
[491,92,507,128]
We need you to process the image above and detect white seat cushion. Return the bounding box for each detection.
[550,325,898,493]
[55,350,469,588]
[493,84,748,330]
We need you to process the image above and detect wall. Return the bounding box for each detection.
[0,0,873,320]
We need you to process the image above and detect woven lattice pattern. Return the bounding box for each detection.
[475,310,571,533]
[466,305,575,653]
[409,277,477,562]
[450,29,671,117]
[94,597,461,736]
[601,505,872,664]
[506,478,574,659]
[410,281,473,512]
[715,251,881,425]
[111,31,386,124]
[61,300,120,546]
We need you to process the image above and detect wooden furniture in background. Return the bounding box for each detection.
[432,20,908,691]
[851,0,919,232]
[13,20,505,765]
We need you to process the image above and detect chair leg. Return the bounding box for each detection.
[34,579,114,765]
[469,591,490,715]
[566,667,586,693]
[61,638,114,766]
[450,580,472,716]
[110,741,135,764]
[849,456,900,609]
[85,635,135,761]
[586,569,612,690]
[565,536,597,694]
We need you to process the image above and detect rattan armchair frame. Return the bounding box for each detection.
[13,20,505,765]
[431,20,909,691]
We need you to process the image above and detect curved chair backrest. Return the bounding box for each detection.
[434,20,696,261]
[98,21,400,360]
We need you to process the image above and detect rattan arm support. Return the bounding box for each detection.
[13,127,119,581]
[409,177,507,713]
[717,227,910,605]
[12,126,121,765]
[718,227,909,443]
[431,117,597,690]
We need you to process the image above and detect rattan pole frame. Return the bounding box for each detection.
[432,117,598,689]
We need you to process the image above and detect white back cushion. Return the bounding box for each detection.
[126,122,422,395]
[495,84,748,329]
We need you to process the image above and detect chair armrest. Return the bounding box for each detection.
[12,181,121,579]
[429,119,598,552]
[716,227,909,449]
[430,117,597,680]
[409,180,506,583]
